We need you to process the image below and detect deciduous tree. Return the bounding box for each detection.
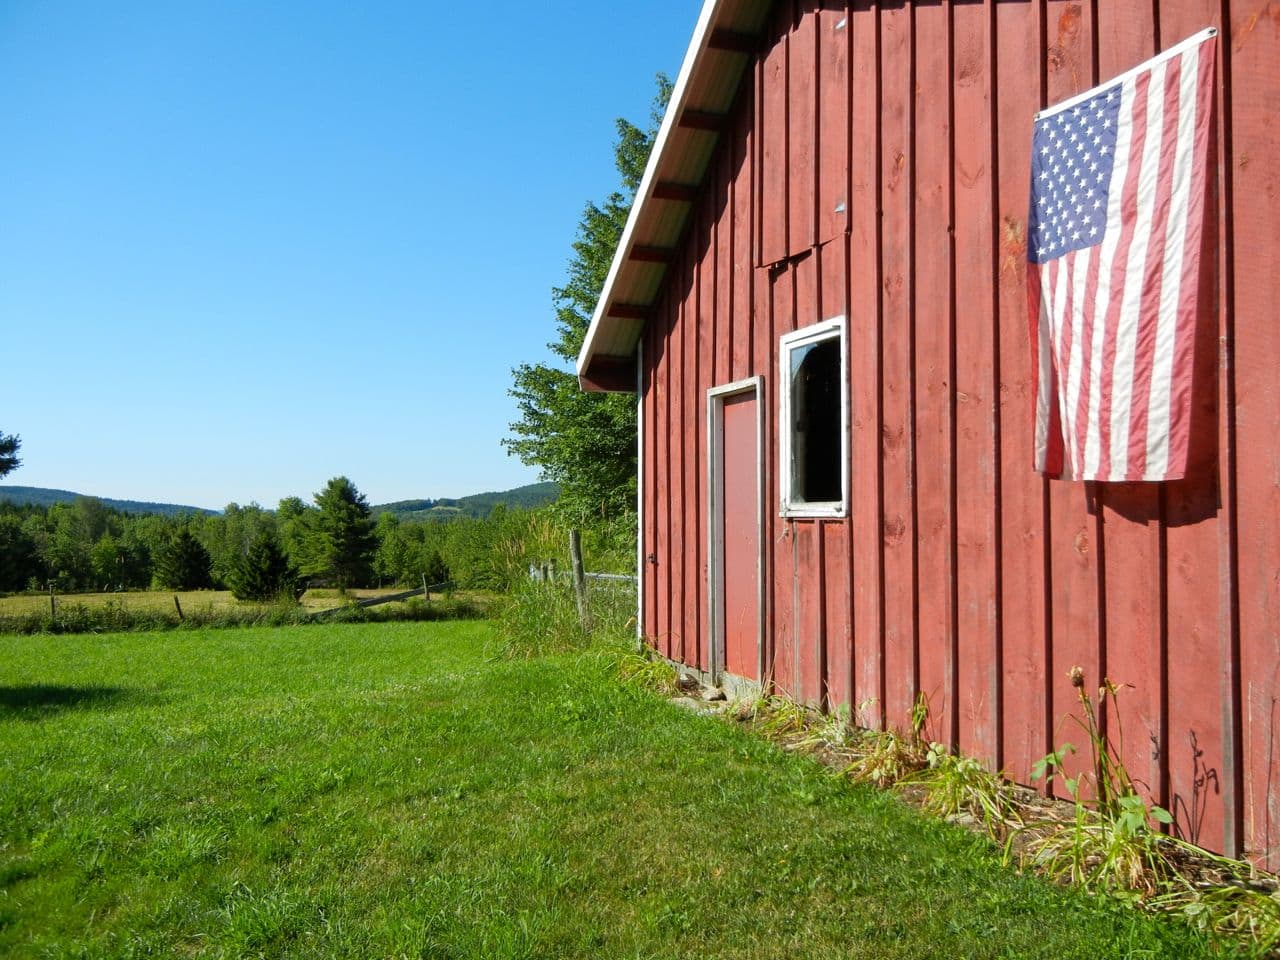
[505,76,670,523]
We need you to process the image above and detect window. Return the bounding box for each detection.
[779,317,847,517]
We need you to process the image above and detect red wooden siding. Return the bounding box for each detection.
[637,0,1279,867]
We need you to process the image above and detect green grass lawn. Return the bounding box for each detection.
[0,623,1211,959]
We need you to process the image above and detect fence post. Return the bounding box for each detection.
[568,529,591,630]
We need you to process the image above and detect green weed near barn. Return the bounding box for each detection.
[0,623,1211,958]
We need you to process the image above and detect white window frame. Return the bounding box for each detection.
[778,315,848,518]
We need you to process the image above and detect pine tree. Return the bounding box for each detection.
[0,430,20,478]
[153,529,213,590]
[299,477,376,589]
[229,531,301,601]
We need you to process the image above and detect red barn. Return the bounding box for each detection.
[577,0,1279,866]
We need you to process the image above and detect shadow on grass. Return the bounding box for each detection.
[0,685,154,718]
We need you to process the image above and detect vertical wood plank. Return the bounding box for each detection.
[879,1,918,733]
[849,0,884,728]
[795,253,824,705]
[1093,0,1168,820]
[671,258,689,667]
[771,267,799,697]
[819,238,853,709]
[1044,0,1103,799]
[818,3,850,245]
[953,0,1001,767]
[1192,0,1242,862]
[660,295,675,662]
[752,47,779,685]
[1229,0,1280,869]
[761,9,790,266]
[995,0,1052,788]
[696,192,717,673]
[789,4,818,256]
[644,312,659,645]
[715,134,733,391]
[683,234,702,671]
[732,87,755,383]
[912,0,956,748]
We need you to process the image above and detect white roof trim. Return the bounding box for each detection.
[575,0,727,383]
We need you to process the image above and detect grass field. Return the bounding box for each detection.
[0,587,419,617]
[0,623,1212,958]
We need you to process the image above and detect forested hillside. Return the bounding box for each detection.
[0,486,215,517]
[373,482,558,522]
[0,482,558,523]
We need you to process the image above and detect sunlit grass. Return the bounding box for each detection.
[0,624,1211,958]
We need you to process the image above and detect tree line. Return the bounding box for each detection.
[0,475,584,601]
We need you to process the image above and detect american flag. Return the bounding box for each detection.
[1028,28,1216,482]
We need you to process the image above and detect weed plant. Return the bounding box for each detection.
[911,743,1022,840]
[1018,670,1180,900]
[844,693,930,788]
[609,646,679,695]
[744,695,814,739]
[1155,880,1280,951]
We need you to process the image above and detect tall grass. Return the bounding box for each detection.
[0,596,485,636]
[497,577,635,658]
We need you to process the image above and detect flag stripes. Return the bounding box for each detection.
[1028,29,1216,482]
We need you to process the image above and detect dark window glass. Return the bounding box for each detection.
[789,337,840,503]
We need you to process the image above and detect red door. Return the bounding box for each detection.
[720,391,760,680]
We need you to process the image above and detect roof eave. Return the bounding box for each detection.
[576,0,764,393]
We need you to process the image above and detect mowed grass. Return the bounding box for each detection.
[0,625,1211,959]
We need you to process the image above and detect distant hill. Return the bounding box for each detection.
[0,480,559,522]
[374,481,559,521]
[0,485,217,517]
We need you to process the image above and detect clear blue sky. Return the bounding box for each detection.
[0,1,698,510]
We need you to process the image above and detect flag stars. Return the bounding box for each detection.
[1031,87,1120,262]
